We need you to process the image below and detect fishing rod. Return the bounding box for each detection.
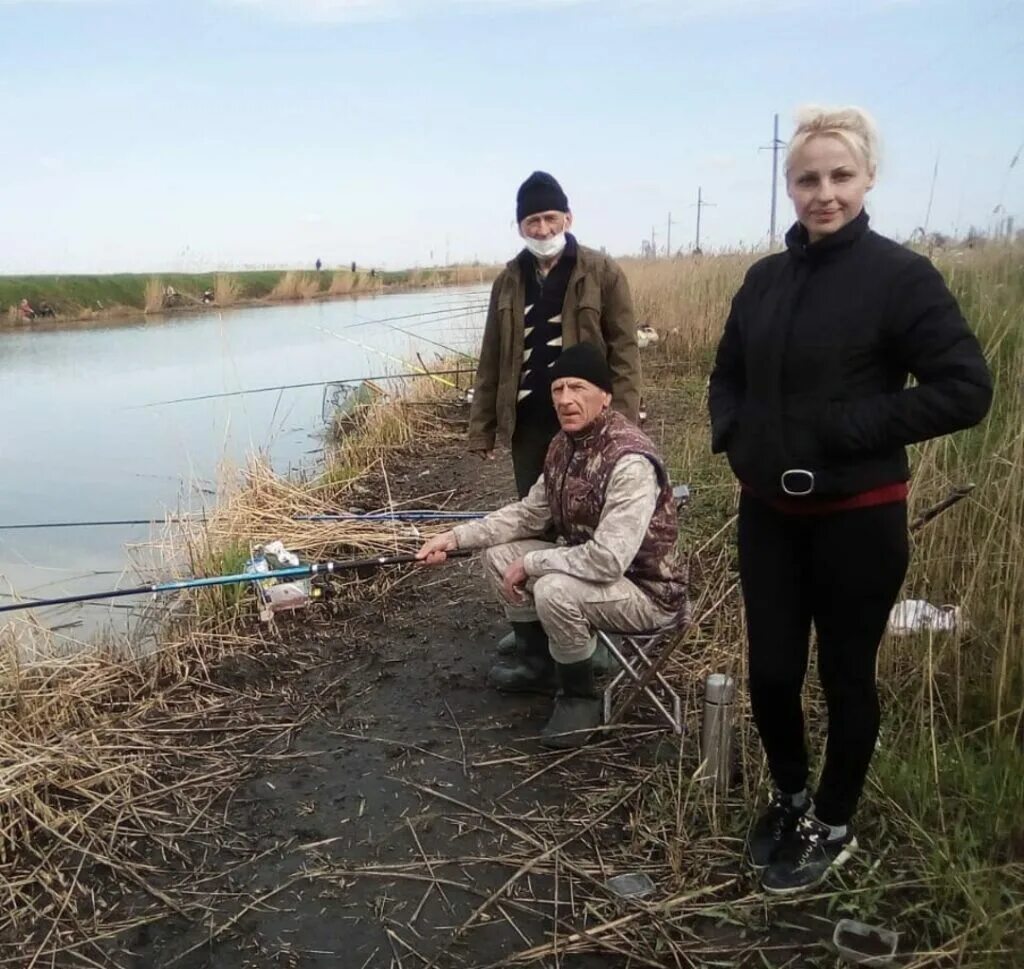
[385,322,477,361]
[0,518,188,530]
[296,510,486,522]
[909,483,976,533]
[138,368,471,408]
[341,301,487,331]
[0,549,473,616]
[2,486,694,531]
[0,509,489,531]
[313,326,461,389]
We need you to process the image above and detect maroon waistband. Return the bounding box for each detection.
[742,481,908,516]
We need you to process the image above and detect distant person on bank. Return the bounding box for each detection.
[420,343,686,748]
[468,171,642,668]
[709,105,993,895]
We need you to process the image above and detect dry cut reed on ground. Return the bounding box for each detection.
[0,365,473,963]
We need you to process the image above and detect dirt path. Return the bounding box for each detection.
[112,441,644,969]
[89,419,834,969]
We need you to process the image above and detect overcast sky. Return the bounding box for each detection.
[1,0,1021,273]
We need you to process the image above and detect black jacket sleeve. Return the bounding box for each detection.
[708,280,748,453]
[827,257,993,454]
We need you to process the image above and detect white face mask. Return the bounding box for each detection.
[522,232,567,260]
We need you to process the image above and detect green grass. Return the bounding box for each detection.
[0,271,290,315]
[0,267,434,320]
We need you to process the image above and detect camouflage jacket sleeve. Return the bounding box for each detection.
[521,455,657,583]
[450,473,552,549]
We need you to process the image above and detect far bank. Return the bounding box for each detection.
[1,263,500,329]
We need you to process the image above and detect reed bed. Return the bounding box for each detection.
[327,270,382,295]
[268,271,320,301]
[613,241,1024,967]
[0,616,303,964]
[212,272,242,306]
[143,277,165,314]
[0,362,468,961]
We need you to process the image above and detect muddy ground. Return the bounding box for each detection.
[82,425,828,969]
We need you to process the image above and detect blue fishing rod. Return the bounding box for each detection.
[296,510,485,522]
[0,549,473,616]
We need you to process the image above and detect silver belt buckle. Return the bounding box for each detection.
[781,469,815,496]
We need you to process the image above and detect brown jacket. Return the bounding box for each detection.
[468,244,641,451]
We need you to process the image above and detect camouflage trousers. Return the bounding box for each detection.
[482,539,676,664]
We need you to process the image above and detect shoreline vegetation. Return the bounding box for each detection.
[1,240,1021,965]
[0,262,501,329]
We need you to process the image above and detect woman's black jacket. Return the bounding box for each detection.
[708,211,993,498]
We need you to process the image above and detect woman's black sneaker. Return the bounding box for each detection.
[761,813,857,894]
[746,791,810,869]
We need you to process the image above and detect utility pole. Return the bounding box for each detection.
[650,225,657,258]
[693,187,715,253]
[760,113,786,248]
[666,211,679,258]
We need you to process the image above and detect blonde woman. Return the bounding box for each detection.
[709,106,992,893]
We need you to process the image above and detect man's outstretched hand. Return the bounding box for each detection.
[416,531,459,566]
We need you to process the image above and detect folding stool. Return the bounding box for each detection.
[597,624,683,734]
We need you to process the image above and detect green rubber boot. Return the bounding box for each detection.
[540,659,602,749]
[487,622,557,694]
[590,636,619,676]
[501,631,617,674]
[496,629,518,657]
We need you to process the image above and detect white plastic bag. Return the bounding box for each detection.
[887,599,961,636]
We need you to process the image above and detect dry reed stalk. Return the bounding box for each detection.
[0,364,473,960]
[0,617,315,961]
[143,278,164,314]
[270,271,319,301]
[213,273,241,306]
[328,271,356,295]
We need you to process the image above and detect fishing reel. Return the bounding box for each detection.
[245,540,322,623]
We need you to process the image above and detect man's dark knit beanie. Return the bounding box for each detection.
[549,342,613,394]
[516,171,569,223]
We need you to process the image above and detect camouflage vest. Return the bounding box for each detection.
[543,409,688,620]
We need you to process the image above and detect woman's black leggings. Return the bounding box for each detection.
[738,491,909,826]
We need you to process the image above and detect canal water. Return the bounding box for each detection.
[0,288,486,639]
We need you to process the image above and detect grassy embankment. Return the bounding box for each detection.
[0,263,499,323]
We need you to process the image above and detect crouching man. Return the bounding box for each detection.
[417,343,688,749]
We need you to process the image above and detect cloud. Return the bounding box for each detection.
[0,1,113,5]
[217,0,893,24]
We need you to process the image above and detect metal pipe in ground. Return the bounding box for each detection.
[700,673,736,788]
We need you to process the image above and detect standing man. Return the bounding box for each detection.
[468,171,642,669]
[470,171,641,495]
